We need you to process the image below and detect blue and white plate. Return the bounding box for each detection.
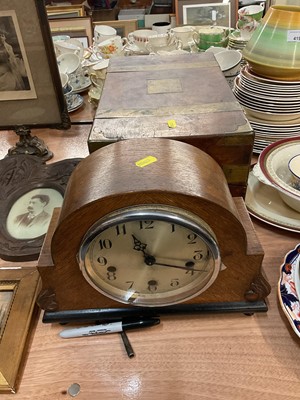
[67,94,84,113]
[278,244,300,338]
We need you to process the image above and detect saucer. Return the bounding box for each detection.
[72,77,92,94]
[278,244,300,338]
[245,169,300,232]
[125,43,149,55]
[67,94,84,113]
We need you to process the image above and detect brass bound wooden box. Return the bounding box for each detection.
[88,52,253,198]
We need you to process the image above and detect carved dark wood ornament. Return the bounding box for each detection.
[0,155,81,261]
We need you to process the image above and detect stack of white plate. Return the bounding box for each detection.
[233,65,300,153]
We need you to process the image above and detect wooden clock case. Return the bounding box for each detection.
[37,138,271,322]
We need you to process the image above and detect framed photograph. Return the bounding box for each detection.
[46,4,86,19]
[93,20,138,38]
[49,16,93,46]
[176,0,237,28]
[0,0,70,129]
[0,155,81,262]
[0,267,40,393]
[183,2,231,26]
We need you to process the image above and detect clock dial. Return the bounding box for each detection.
[78,205,221,306]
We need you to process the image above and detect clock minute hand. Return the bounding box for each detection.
[132,235,203,272]
[150,261,204,272]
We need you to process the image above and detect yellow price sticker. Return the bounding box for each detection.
[168,120,177,128]
[135,156,158,168]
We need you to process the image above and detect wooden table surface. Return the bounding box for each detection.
[0,126,299,400]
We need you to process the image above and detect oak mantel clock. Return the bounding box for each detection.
[37,138,271,323]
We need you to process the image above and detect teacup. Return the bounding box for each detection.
[95,36,128,59]
[170,26,195,49]
[65,92,79,110]
[128,29,156,51]
[146,33,180,54]
[68,66,89,91]
[236,3,264,40]
[237,18,260,40]
[94,25,117,45]
[193,26,228,51]
[238,4,265,23]
[152,21,171,34]
[87,59,109,79]
[54,39,83,57]
[57,53,80,74]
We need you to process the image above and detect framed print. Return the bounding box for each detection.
[46,5,86,19]
[93,20,138,38]
[0,155,81,262]
[0,0,70,130]
[0,267,40,393]
[175,0,237,28]
[49,16,93,46]
[183,2,231,27]
[73,36,89,48]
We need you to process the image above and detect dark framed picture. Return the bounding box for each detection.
[0,0,70,129]
[0,267,40,394]
[175,0,237,28]
[183,2,231,27]
[0,155,81,262]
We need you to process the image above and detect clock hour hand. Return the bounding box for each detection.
[132,235,148,256]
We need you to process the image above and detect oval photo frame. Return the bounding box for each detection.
[0,155,81,261]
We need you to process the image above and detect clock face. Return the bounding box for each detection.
[78,205,221,307]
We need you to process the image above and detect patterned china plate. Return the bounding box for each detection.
[278,244,300,338]
[67,94,84,113]
[72,77,91,94]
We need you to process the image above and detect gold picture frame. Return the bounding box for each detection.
[0,267,40,393]
[92,19,138,38]
[46,4,85,19]
[49,16,93,46]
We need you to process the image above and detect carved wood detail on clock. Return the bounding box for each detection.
[244,273,272,302]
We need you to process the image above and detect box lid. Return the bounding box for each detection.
[92,53,251,140]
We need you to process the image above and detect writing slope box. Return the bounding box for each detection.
[88,52,254,197]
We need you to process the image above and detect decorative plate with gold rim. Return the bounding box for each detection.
[278,244,300,338]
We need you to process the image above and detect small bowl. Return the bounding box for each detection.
[205,46,225,54]
[257,137,300,212]
[214,49,242,77]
